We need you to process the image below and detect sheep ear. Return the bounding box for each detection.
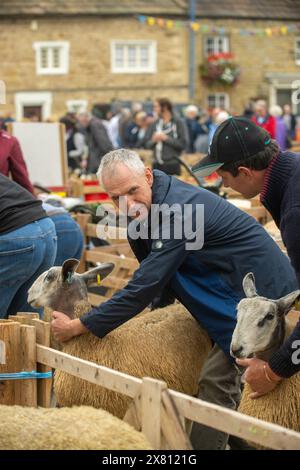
[243,272,257,298]
[80,263,115,286]
[62,258,80,283]
[276,290,300,316]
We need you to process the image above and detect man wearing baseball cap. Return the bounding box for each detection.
[193,116,300,396]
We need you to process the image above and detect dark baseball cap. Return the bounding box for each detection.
[192,116,272,177]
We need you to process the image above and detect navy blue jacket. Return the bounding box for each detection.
[261,151,300,377]
[81,170,297,357]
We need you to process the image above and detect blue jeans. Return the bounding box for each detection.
[0,218,57,318]
[51,213,84,266]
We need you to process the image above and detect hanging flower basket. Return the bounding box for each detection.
[200,53,241,86]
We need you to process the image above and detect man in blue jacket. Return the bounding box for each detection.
[51,148,297,450]
[193,116,300,400]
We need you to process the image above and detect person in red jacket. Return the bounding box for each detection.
[251,99,276,139]
[0,130,34,194]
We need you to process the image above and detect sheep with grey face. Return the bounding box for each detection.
[0,405,152,450]
[231,273,300,445]
[28,259,211,418]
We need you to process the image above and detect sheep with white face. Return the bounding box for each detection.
[231,272,300,446]
[231,272,300,361]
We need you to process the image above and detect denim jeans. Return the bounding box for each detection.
[0,217,57,318]
[51,213,83,266]
[190,344,245,450]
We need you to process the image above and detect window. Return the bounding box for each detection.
[111,41,156,73]
[204,37,229,56]
[295,38,300,65]
[33,41,70,75]
[207,93,229,110]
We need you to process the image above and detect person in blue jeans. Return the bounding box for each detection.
[42,202,83,265]
[0,174,57,318]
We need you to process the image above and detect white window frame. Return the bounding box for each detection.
[204,36,229,57]
[66,100,88,113]
[33,41,70,75]
[15,92,52,121]
[111,40,157,74]
[295,38,300,65]
[207,93,230,110]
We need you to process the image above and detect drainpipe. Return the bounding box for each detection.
[188,0,196,100]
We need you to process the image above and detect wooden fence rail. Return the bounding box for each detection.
[36,343,300,450]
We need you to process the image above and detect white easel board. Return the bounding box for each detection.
[9,122,68,187]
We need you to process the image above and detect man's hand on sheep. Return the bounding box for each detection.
[51,311,88,342]
[236,357,283,398]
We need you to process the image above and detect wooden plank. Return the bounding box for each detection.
[19,325,37,407]
[98,275,128,291]
[0,321,21,405]
[36,345,141,398]
[88,293,109,306]
[123,399,142,432]
[169,390,300,450]
[86,223,127,242]
[141,377,166,450]
[32,319,52,408]
[75,213,91,273]
[161,389,192,450]
[85,250,138,271]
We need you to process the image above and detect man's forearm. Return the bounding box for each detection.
[71,318,89,337]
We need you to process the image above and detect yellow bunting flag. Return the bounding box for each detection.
[147,17,155,26]
[191,22,200,32]
[281,26,288,34]
[166,20,174,29]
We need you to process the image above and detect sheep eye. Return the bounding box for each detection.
[257,313,274,327]
[45,272,55,282]
[265,313,274,321]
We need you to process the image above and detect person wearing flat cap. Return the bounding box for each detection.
[193,116,300,397]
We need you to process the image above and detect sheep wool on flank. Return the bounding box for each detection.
[54,300,212,418]
[238,374,300,436]
[28,260,212,419]
[0,405,152,450]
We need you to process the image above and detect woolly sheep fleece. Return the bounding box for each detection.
[0,405,151,450]
[49,301,211,418]
[238,373,300,449]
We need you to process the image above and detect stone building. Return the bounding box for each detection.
[0,0,299,119]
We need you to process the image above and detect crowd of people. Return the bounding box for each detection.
[1,97,298,178]
[1,93,300,450]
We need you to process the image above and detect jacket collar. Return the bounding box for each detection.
[151,170,172,205]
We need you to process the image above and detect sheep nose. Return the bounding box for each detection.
[231,346,244,358]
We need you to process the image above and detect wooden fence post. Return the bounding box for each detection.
[31,319,52,407]
[141,377,167,450]
[0,320,21,405]
[19,325,37,407]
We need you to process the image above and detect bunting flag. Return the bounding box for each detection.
[137,15,300,37]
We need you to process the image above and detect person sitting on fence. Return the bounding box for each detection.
[193,116,300,400]
[50,148,297,450]
[0,174,57,318]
